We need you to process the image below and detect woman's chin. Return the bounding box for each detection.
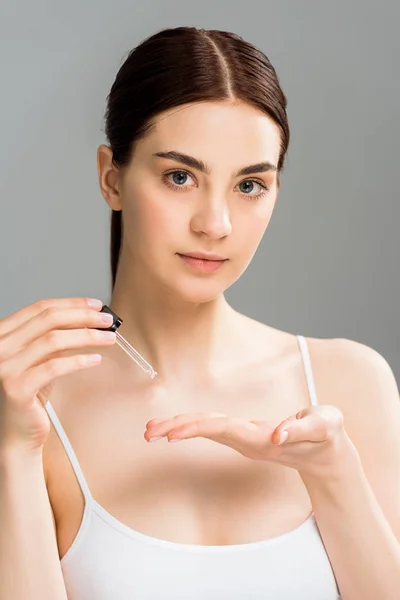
[157,262,244,304]
[167,279,230,305]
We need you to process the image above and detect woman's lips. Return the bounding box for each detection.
[177,253,228,273]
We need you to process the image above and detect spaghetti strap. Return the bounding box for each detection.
[296,335,319,407]
[44,400,93,504]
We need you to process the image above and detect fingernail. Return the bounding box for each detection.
[148,436,163,443]
[278,431,289,444]
[87,298,103,309]
[86,354,102,364]
[99,330,116,340]
[168,438,183,443]
[100,313,114,324]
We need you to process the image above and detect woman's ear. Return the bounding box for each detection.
[97,144,123,211]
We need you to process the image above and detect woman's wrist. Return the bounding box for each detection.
[297,430,361,488]
[0,442,44,474]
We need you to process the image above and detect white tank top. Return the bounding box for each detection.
[44,335,341,599]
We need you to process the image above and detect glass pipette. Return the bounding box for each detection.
[97,304,157,379]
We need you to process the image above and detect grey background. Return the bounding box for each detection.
[1,1,399,381]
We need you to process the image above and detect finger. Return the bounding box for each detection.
[0,297,103,338]
[274,406,344,445]
[0,327,116,379]
[146,415,267,459]
[145,412,226,440]
[0,305,113,363]
[270,409,308,445]
[168,417,260,449]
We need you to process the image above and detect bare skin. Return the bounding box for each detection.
[43,322,312,558]
[42,323,368,560]
[39,99,398,565]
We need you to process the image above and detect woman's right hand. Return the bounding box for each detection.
[0,297,116,455]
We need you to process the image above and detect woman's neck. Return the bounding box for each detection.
[109,276,241,385]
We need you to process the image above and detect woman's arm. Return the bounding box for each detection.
[301,448,400,600]
[304,338,400,600]
[0,447,68,600]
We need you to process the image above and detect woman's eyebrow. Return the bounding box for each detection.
[153,151,277,176]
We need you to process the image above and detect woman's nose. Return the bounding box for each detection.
[190,202,232,239]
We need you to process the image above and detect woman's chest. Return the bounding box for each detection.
[47,362,313,556]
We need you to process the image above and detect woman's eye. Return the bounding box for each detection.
[163,171,268,198]
[164,171,195,188]
[237,180,268,197]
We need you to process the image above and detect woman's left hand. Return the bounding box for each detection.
[144,405,358,479]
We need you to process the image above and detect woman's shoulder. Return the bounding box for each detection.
[304,335,397,406]
[247,313,396,398]
[248,317,398,419]
[304,335,399,482]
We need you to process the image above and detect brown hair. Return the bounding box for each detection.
[103,26,290,289]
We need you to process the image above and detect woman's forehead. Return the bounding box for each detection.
[140,101,281,168]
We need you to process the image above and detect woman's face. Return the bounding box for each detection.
[101,100,282,303]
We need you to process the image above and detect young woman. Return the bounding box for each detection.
[1,26,399,600]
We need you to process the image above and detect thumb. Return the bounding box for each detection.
[274,408,327,445]
[275,405,344,445]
